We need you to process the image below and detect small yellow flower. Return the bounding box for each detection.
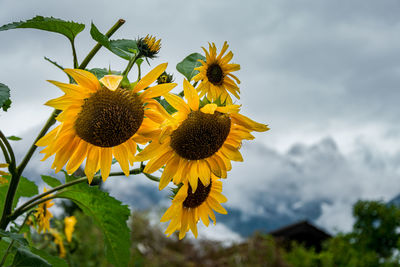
[64,216,77,242]
[193,41,241,104]
[161,175,227,239]
[34,187,54,233]
[137,34,161,58]
[50,229,66,258]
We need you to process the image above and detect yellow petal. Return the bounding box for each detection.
[64,69,100,92]
[164,93,190,114]
[207,196,227,214]
[85,146,100,184]
[188,209,198,238]
[135,140,170,162]
[183,79,199,111]
[47,80,90,97]
[216,41,229,60]
[159,155,180,190]
[220,144,243,162]
[198,160,211,186]
[231,113,269,132]
[140,83,177,100]
[133,63,168,93]
[45,96,76,110]
[66,140,88,174]
[113,144,130,176]
[100,148,112,182]
[198,205,210,226]
[99,75,123,91]
[36,126,61,147]
[144,150,173,174]
[216,105,241,114]
[200,104,217,114]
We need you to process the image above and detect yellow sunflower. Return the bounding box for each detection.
[161,174,227,239]
[137,35,161,58]
[50,229,66,258]
[136,79,269,191]
[36,63,177,183]
[193,41,241,104]
[34,187,54,233]
[64,216,77,242]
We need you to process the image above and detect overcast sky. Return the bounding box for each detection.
[1,0,400,239]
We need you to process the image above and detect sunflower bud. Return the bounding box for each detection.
[157,71,174,84]
[137,35,161,59]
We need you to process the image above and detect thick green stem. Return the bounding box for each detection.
[0,131,15,172]
[0,141,10,165]
[79,19,125,70]
[122,54,140,77]
[0,110,59,230]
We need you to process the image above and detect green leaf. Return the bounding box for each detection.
[57,182,130,267]
[0,229,28,246]
[6,135,22,141]
[0,176,38,215]
[12,247,51,267]
[0,16,85,42]
[0,239,15,265]
[176,53,205,81]
[158,97,177,115]
[41,175,62,187]
[0,83,11,111]
[90,23,137,60]
[29,247,68,267]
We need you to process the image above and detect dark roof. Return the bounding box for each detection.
[269,220,331,251]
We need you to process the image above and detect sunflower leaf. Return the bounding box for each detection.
[12,247,51,267]
[0,16,85,42]
[90,23,137,60]
[41,175,62,187]
[57,181,130,267]
[0,83,11,112]
[176,53,206,81]
[0,176,38,216]
[0,229,28,246]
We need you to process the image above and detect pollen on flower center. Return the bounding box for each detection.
[183,179,212,208]
[206,63,224,85]
[170,111,231,160]
[74,87,144,147]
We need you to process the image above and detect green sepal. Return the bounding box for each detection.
[176,53,205,81]
[56,179,131,267]
[41,175,62,187]
[0,83,11,112]
[90,23,138,60]
[0,16,85,43]
[6,135,22,141]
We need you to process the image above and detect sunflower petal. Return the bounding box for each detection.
[100,75,123,91]
[100,148,112,181]
[164,93,190,114]
[231,113,269,132]
[140,83,177,99]
[200,104,217,114]
[64,69,100,92]
[133,63,168,93]
[183,79,199,111]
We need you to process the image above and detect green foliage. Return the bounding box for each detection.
[88,68,122,79]
[0,16,85,42]
[41,175,62,187]
[0,176,38,215]
[0,229,28,246]
[6,135,22,141]
[56,180,131,267]
[12,248,51,267]
[28,247,68,267]
[90,23,138,60]
[176,53,205,81]
[0,83,11,111]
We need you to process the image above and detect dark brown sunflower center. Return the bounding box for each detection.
[183,179,212,208]
[206,63,224,85]
[170,111,231,160]
[74,87,144,147]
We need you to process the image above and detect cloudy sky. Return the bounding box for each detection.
[1,0,400,240]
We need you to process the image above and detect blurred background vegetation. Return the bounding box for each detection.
[30,199,400,267]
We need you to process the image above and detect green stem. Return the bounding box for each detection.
[79,19,126,70]
[0,131,15,172]
[10,168,143,221]
[70,39,79,68]
[0,141,10,165]
[143,173,160,182]
[122,54,140,77]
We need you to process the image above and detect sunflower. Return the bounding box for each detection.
[50,229,66,258]
[64,216,77,242]
[36,63,176,183]
[161,174,227,239]
[193,41,241,104]
[135,79,269,191]
[34,187,54,233]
